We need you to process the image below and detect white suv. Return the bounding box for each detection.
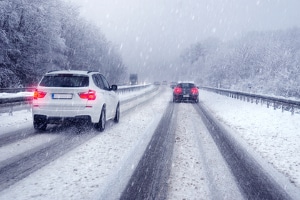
[32,70,120,131]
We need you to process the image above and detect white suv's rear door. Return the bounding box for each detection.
[98,74,118,119]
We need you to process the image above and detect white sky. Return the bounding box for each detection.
[65,0,300,80]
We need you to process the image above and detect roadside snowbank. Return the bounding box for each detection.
[199,89,300,189]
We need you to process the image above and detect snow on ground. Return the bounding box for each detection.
[199,89,300,189]
[0,86,168,200]
[0,86,300,199]
[0,92,33,99]
[167,103,243,200]
[0,109,32,131]
[0,134,59,163]
[167,104,211,199]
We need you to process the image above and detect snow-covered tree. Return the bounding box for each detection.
[0,0,126,87]
[179,28,300,98]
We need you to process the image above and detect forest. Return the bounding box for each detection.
[0,0,126,88]
[180,28,300,98]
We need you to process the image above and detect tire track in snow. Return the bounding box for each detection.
[167,103,243,200]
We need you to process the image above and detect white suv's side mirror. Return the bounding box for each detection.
[110,85,118,91]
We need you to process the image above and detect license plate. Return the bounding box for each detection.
[52,93,73,99]
[183,95,189,98]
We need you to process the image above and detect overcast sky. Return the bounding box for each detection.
[66,0,300,81]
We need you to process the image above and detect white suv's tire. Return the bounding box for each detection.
[33,121,47,131]
[114,103,120,123]
[94,107,106,132]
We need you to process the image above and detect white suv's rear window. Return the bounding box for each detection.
[39,74,89,87]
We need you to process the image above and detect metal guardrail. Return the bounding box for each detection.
[117,84,151,94]
[200,86,300,115]
[0,84,152,115]
[0,87,36,93]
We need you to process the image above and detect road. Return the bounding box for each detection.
[0,86,298,200]
[120,100,293,199]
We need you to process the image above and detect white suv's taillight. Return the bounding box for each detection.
[79,90,96,100]
[33,89,47,99]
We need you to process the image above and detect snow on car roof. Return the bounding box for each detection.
[178,81,195,83]
[46,70,99,75]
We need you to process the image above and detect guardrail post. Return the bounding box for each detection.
[9,105,13,116]
[27,104,31,112]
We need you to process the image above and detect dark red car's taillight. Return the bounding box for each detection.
[33,89,47,99]
[174,87,182,95]
[190,87,198,95]
[79,90,96,100]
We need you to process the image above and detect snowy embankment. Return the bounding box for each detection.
[199,90,300,189]
[0,92,33,99]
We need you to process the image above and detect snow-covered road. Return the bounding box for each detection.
[0,86,168,199]
[200,90,300,191]
[0,86,299,199]
[167,103,243,199]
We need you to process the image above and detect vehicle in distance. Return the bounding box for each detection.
[129,73,138,85]
[169,81,177,89]
[173,82,199,103]
[32,70,120,131]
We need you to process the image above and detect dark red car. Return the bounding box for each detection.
[173,82,199,103]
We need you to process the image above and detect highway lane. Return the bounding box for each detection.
[122,102,243,199]
[196,102,295,200]
[121,100,297,199]
[120,102,176,200]
[0,87,162,193]
[0,86,297,199]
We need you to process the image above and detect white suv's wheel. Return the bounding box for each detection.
[33,116,47,131]
[95,107,106,132]
[114,103,120,123]
[33,120,47,131]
